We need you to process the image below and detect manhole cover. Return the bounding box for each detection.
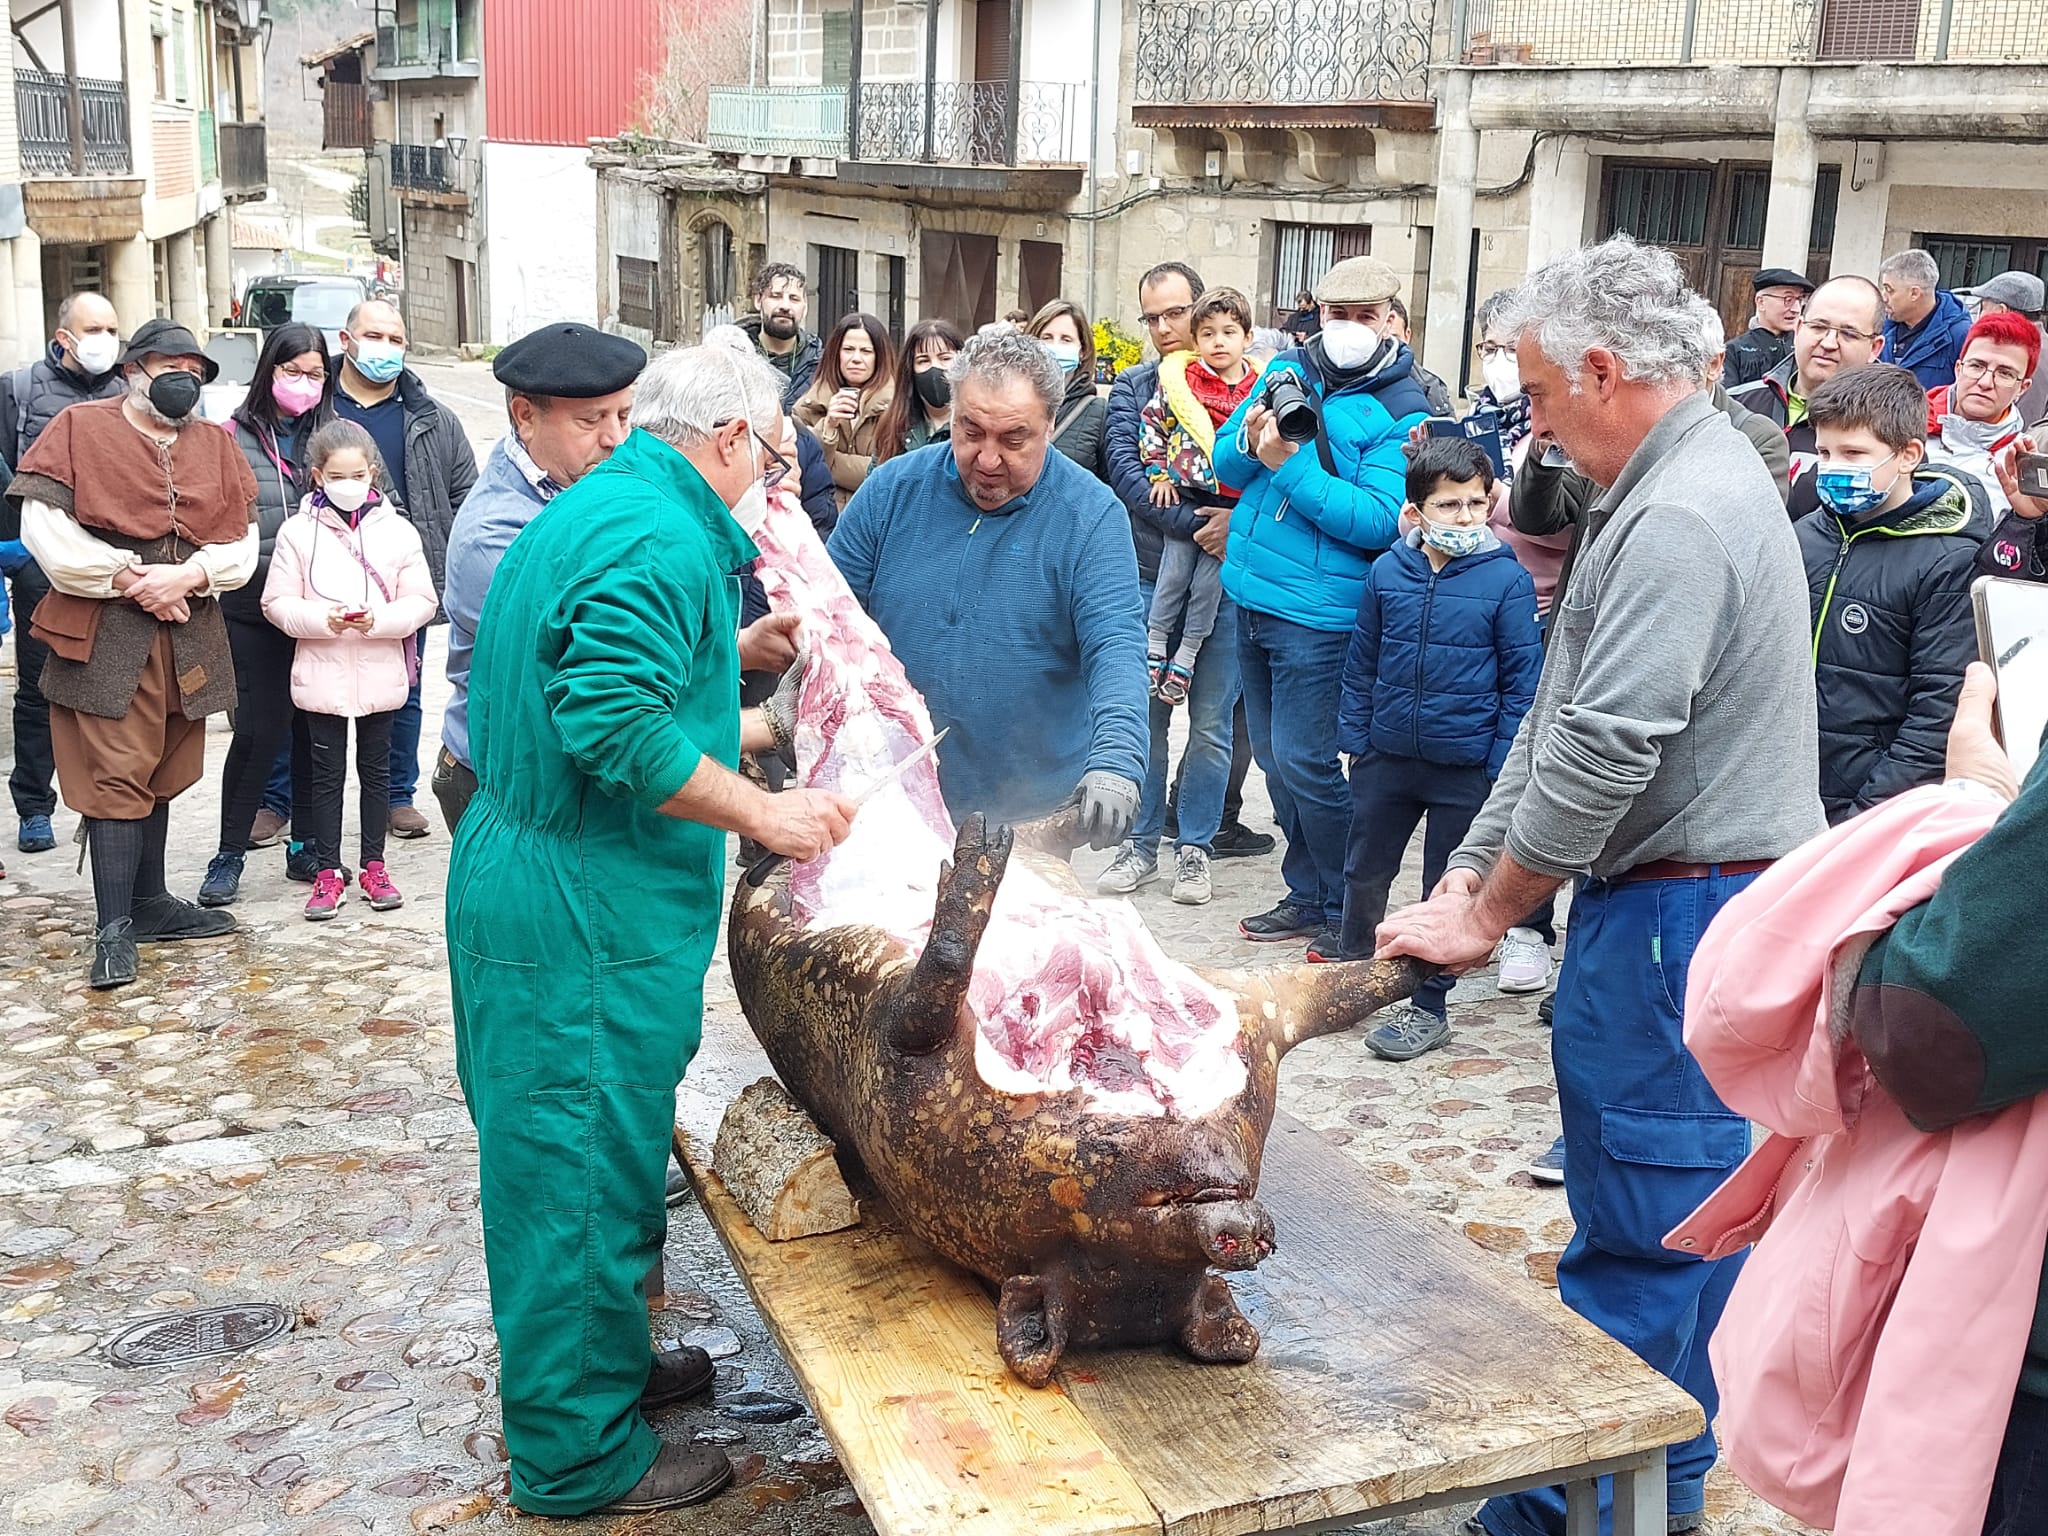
[107,1303,295,1367]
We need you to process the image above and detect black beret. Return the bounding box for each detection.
[1752,267,1815,294]
[493,323,645,398]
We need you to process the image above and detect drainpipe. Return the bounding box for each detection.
[922,0,937,162]
[1084,0,1101,323]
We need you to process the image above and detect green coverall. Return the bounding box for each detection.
[446,428,756,1514]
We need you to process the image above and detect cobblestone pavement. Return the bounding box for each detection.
[0,358,1811,1535]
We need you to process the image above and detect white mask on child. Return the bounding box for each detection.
[323,479,371,513]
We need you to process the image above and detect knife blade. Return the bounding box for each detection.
[742,727,949,888]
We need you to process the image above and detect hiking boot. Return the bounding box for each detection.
[130,893,236,942]
[592,1441,733,1514]
[388,805,430,839]
[304,869,346,921]
[247,807,289,848]
[1304,925,1344,963]
[287,842,350,885]
[1496,926,1553,993]
[1169,845,1212,905]
[359,860,404,911]
[1528,1136,1566,1186]
[1095,843,1159,895]
[1365,1004,1451,1062]
[1238,899,1319,942]
[640,1344,717,1411]
[17,814,55,853]
[90,918,138,990]
[198,850,245,907]
[1211,821,1276,859]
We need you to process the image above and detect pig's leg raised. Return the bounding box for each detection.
[883,812,1012,1056]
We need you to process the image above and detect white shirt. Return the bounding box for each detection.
[20,498,259,600]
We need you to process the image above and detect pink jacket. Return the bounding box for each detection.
[261,495,437,718]
[1668,784,2048,1535]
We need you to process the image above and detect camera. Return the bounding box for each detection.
[1260,369,1320,443]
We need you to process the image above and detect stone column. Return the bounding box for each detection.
[107,233,154,325]
[1422,67,1478,388]
[1829,166,1890,281]
[168,228,203,331]
[1525,135,1592,275]
[1760,68,1818,272]
[204,212,233,332]
[10,227,42,364]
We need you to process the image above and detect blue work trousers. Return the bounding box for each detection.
[388,674,425,807]
[1238,608,1352,924]
[1478,868,1755,1536]
[1133,585,1240,859]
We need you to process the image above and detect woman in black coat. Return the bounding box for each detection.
[1029,299,1108,482]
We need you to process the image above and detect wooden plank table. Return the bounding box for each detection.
[677,1110,1703,1536]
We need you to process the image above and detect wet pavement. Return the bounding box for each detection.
[0,357,1811,1535]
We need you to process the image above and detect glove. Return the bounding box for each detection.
[1076,770,1140,851]
[763,648,807,764]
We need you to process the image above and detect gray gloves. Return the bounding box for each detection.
[1076,770,1141,850]
[763,649,807,763]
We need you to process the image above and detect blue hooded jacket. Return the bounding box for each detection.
[1884,288,1974,390]
[1212,342,1434,632]
[1337,528,1544,778]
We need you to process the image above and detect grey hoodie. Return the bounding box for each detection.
[1451,389,1825,881]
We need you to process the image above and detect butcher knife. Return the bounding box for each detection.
[741,727,949,889]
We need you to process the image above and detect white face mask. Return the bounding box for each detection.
[1481,354,1521,401]
[731,480,769,535]
[1320,319,1385,371]
[69,331,121,375]
[322,477,372,513]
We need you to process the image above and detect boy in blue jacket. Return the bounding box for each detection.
[1336,437,1543,1061]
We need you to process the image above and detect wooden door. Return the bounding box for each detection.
[970,0,1011,163]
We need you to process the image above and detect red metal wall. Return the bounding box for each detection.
[483,0,673,147]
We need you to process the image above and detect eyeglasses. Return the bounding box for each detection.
[1799,319,1878,347]
[711,418,795,485]
[1958,357,2028,388]
[1478,342,1516,361]
[1423,497,1493,518]
[1140,303,1193,330]
[278,363,327,382]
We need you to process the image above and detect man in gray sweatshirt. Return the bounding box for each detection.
[1379,236,1825,1536]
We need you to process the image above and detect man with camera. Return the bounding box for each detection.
[1211,255,1435,958]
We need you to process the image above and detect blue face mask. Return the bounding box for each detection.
[351,339,405,385]
[1814,452,1900,518]
[1421,519,1488,559]
[1047,340,1082,374]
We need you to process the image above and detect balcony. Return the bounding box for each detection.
[1456,0,2048,65]
[15,67,131,175]
[218,120,269,200]
[1133,0,1437,127]
[707,85,848,159]
[373,19,479,78]
[388,141,473,204]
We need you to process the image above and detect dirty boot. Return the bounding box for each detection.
[640,1344,716,1411]
[594,1441,733,1513]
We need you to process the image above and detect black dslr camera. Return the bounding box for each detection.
[1259,368,1320,443]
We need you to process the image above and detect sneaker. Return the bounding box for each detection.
[1169,845,1212,905]
[304,869,346,921]
[1146,652,1170,695]
[17,814,55,853]
[287,842,350,886]
[247,807,289,848]
[387,805,431,839]
[1528,1136,1566,1185]
[197,850,245,908]
[1538,993,1554,1027]
[1365,1004,1451,1062]
[1211,821,1276,859]
[1304,925,1343,963]
[1496,926,1554,993]
[359,860,404,911]
[1095,843,1159,895]
[1238,899,1319,942]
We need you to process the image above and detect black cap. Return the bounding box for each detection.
[493,322,646,398]
[1752,267,1815,295]
[121,318,218,382]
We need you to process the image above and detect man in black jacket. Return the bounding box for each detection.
[1103,261,1270,861]
[1,290,127,856]
[737,263,823,411]
[1721,267,1811,389]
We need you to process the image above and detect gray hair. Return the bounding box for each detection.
[1879,248,1940,292]
[1499,235,1708,389]
[1475,288,1516,339]
[1690,295,1726,358]
[946,327,1062,420]
[628,343,785,449]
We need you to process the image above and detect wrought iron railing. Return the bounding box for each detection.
[853,80,1082,165]
[1134,0,1434,105]
[1456,0,2048,64]
[390,141,454,192]
[706,85,848,157]
[15,67,132,175]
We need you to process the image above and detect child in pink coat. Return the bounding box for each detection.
[261,420,437,920]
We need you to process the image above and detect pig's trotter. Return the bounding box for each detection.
[997,1270,1072,1387]
[1180,1272,1261,1365]
[884,813,1012,1056]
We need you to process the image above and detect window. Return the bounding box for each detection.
[813,243,859,331]
[618,256,659,332]
[1603,165,1713,246]
[699,220,736,325]
[1270,223,1371,324]
[883,254,906,340]
[173,10,189,102]
[1918,234,2048,290]
[151,5,169,99]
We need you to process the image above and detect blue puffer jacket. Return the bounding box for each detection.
[1213,344,1434,632]
[1337,529,1544,777]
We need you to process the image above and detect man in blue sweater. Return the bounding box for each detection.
[830,329,1148,838]
[1880,247,1974,390]
[1213,254,1435,958]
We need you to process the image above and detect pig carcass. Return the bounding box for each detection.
[727,485,1426,1385]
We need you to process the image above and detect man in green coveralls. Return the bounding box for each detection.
[447,345,856,1515]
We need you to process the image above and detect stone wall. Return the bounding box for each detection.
[398,203,478,349]
[765,0,927,85]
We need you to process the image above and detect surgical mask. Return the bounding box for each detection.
[1814,452,1901,518]
[272,373,324,417]
[144,368,202,421]
[913,366,952,409]
[731,480,769,536]
[1421,519,1488,559]
[69,331,120,375]
[1047,340,1082,375]
[1940,413,2007,450]
[351,340,405,384]
[321,477,372,514]
[1481,354,1521,401]
[1319,319,1386,371]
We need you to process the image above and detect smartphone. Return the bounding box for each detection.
[2017,453,2048,500]
[1425,410,1506,479]
[341,607,369,622]
[1972,575,2048,781]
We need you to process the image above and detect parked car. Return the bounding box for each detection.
[237,274,370,355]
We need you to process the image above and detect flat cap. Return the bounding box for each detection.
[1752,267,1815,294]
[493,322,645,397]
[1314,254,1401,306]
[123,318,218,382]
[1959,271,2046,314]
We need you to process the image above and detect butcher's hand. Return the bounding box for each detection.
[739,611,803,672]
[1076,770,1140,850]
[755,788,858,861]
[1375,877,1499,975]
[762,648,807,761]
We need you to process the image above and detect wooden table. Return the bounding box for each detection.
[677,1110,1703,1536]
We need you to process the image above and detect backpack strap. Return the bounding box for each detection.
[1051,395,1091,446]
